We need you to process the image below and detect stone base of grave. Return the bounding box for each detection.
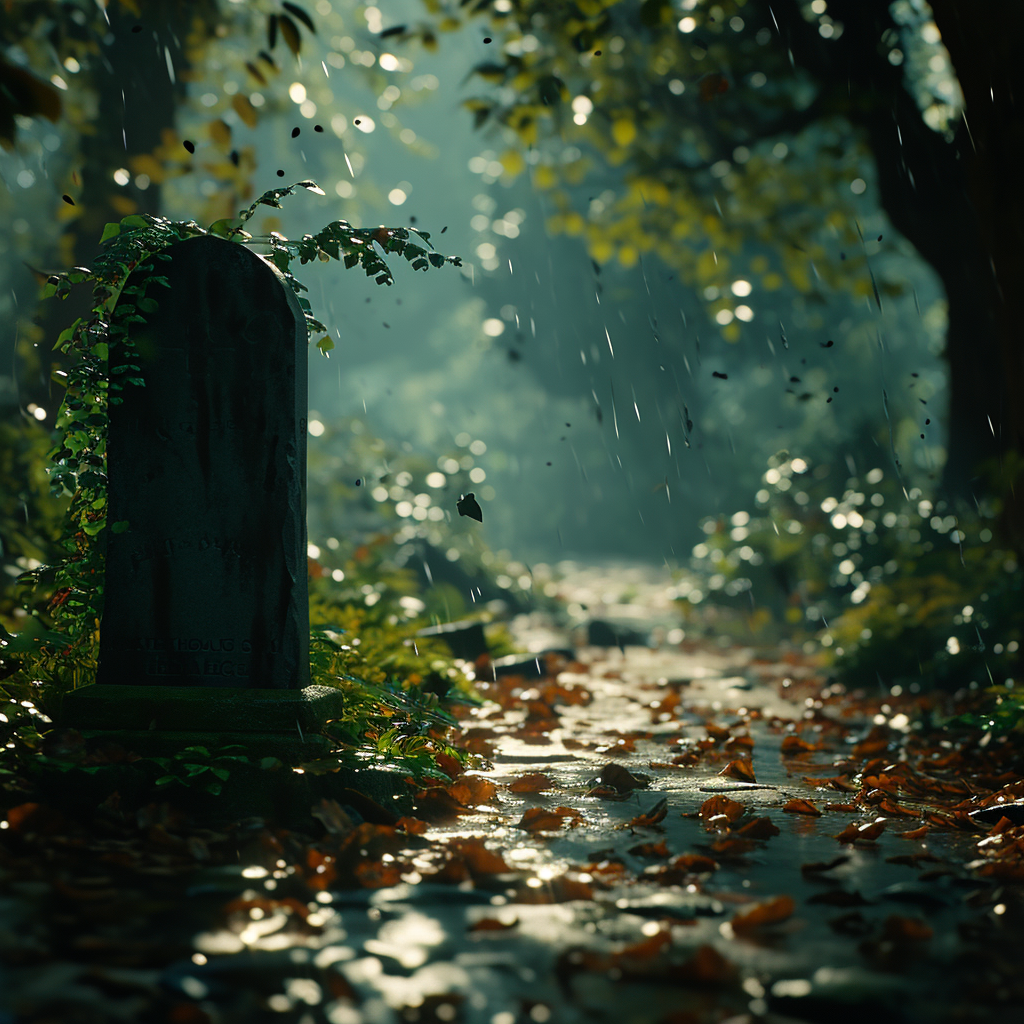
[56,683,347,762]
[27,756,412,831]
[44,683,417,829]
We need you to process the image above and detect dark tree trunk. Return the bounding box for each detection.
[775,0,1023,539]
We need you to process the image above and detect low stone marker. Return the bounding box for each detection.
[62,235,343,755]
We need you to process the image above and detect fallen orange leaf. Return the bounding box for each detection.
[731,894,796,932]
[734,816,780,839]
[629,797,668,828]
[836,817,887,844]
[450,775,498,807]
[469,916,518,932]
[395,816,428,835]
[718,759,756,783]
[509,772,555,794]
[677,944,738,984]
[517,807,567,832]
[780,735,818,755]
[699,795,746,823]
[783,798,822,817]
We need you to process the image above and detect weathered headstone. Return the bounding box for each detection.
[96,235,310,690]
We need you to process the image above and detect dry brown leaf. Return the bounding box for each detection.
[883,914,933,942]
[449,838,508,876]
[629,797,669,828]
[731,894,796,932]
[509,772,555,794]
[517,807,567,832]
[699,795,746,823]
[594,762,649,793]
[671,752,701,767]
[628,840,671,858]
[836,817,887,844]
[395,816,428,835]
[800,854,850,874]
[783,798,822,817]
[780,735,818,755]
[450,775,498,807]
[469,916,518,932]
[898,824,931,840]
[734,816,780,839]
[718,759,756,783]
[677,944,738,984]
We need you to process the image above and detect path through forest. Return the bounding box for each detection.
[2,564,1023,1024]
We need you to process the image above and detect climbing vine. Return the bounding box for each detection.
[6,180,462,683]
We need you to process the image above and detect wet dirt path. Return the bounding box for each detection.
[4,583,1022,1024]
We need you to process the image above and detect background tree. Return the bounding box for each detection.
[387,0,1022,540]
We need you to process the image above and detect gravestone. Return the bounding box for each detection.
[62,234,344,756]
[99,234,309,689]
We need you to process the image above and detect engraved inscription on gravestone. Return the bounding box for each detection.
[97,235,309,689]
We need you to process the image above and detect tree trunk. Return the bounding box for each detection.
[775,0,1023,539]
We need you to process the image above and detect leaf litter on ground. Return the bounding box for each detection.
[5,587,1024,1023]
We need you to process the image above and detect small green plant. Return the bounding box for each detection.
[149,744,252,796]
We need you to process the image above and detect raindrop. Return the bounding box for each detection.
[314,124,324,132]
[594,50,602,56]
[230,150,240,166]
[483,37,492,44]
[183,140,195,153]
[292,127,300,137]
[277,169,285,177]
[61,194,75,205]
[713,371,728,380]
[441,226,448,233]
[354,118,361,125]
[820,339,834,348]
[355,479,362,486]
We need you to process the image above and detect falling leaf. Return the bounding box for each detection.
[231,93,258,128]
[731,895,795,932]
[279,14,302,55]
[718,759,756,783]
[282,2,316,33]
[783,798,822,816]
[457,492,483,521]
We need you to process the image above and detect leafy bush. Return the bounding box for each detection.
[692,448,1021,693]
